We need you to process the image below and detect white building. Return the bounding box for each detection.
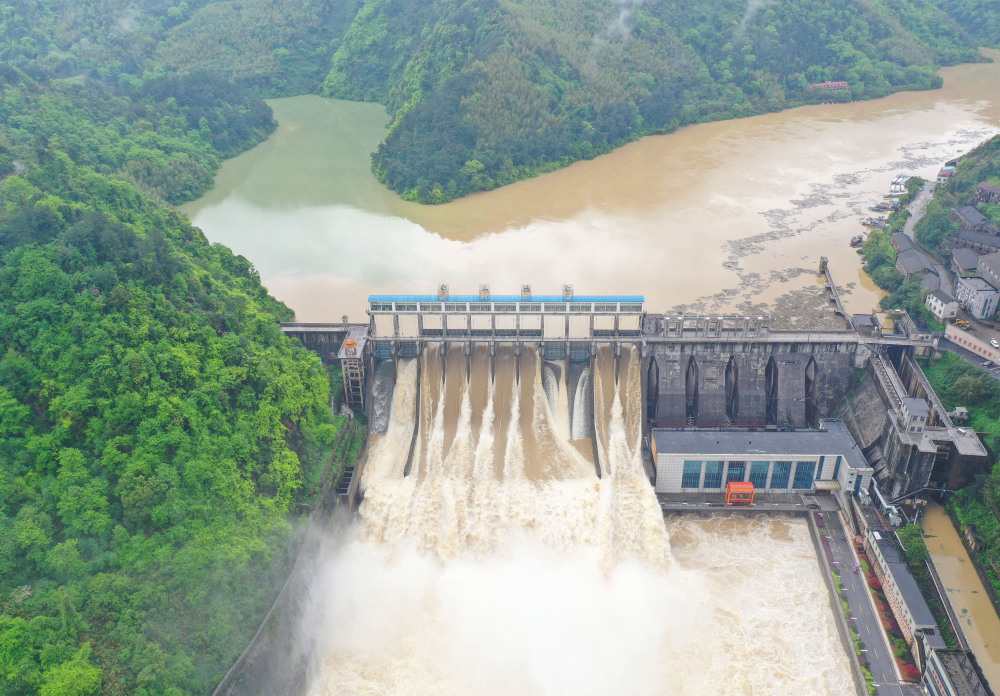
[925,290,959,321]
[899,397,929,434]
[652,420,873,508]
[954,276,999,319]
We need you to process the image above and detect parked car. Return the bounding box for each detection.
[992,338,999,348]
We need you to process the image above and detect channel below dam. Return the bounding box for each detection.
[268,289,988,696]
[306,342,853,695]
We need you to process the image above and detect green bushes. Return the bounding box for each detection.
[327,0,980,202]
[0,157,341,696]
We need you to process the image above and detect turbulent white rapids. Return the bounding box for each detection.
[308,344,852,696]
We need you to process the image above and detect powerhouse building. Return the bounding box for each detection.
[652,420,873,505]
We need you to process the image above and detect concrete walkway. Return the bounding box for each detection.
[818,510,923,696]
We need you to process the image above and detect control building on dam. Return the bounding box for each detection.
[284,288,990,507]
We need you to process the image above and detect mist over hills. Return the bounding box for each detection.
[1,2,1000,695]
[0,0,995,204]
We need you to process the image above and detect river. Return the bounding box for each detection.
[305,347,851,695]
[923,502,1000,691]
[181,50,1000,322]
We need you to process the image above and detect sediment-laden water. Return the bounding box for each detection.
[181,50,1000,322]
[305,346,851,695]
[923,503,1000,692]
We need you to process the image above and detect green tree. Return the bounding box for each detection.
[954,373,987,405]
[897,524,928,566]
[39,643,101,696]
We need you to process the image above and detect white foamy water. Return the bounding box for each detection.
[307,345,852,695]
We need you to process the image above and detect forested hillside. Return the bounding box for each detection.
[915,134,1000,253]
[0,0,350,204]
[0,5,362,694]
[932,0,1000,48]
[325,0,982,202]
[0,0,992,205]
[0,151,343,695]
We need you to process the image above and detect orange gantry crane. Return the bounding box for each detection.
[725,481,755,507]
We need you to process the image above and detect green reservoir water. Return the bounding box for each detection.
[183,97,393,213]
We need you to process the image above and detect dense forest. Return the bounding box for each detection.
[0,5,347,694]
[0,0,994,205]
[932,0,1000,49]
[326,0,984,202]
[0,152,344,694]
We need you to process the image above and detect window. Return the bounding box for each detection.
[749,461,769,488]
[395,302,417,311]
[620,303,642,312]
[817,455,825,479]
[370,302,393,311]
[771,461,792,489]
[519,303,541,312]
[594,303,617,312]
[682,461,702,488]
[703,461,724,488]
[544,303,567,312]
[792,461,816,490]
[494,303,516,312]
[445,302,467,312]
[469,303,491,312]
[833,455,842,480]
[420,302,441,312]
[569,303,593,312]
[726,461,745,484]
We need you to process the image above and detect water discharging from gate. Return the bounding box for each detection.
[309,345,852,695]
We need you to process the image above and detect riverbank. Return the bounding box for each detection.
[180,51,1000,323]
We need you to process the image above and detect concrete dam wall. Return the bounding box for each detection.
[647,341,858,428]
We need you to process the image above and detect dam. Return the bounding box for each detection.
[271,288,991,696]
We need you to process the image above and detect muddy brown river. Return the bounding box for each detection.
[181,50,1000,322]
[923,502,1000,691]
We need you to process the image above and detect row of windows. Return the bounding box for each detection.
[680,459,823,490]
[370,301,642,313]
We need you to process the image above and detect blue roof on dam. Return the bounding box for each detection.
[369,295,645,303]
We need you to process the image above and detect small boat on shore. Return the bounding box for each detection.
[850,235,864,247]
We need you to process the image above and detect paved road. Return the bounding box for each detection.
[819,511,923,696]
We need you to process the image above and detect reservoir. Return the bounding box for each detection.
[182,50,1000,322]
